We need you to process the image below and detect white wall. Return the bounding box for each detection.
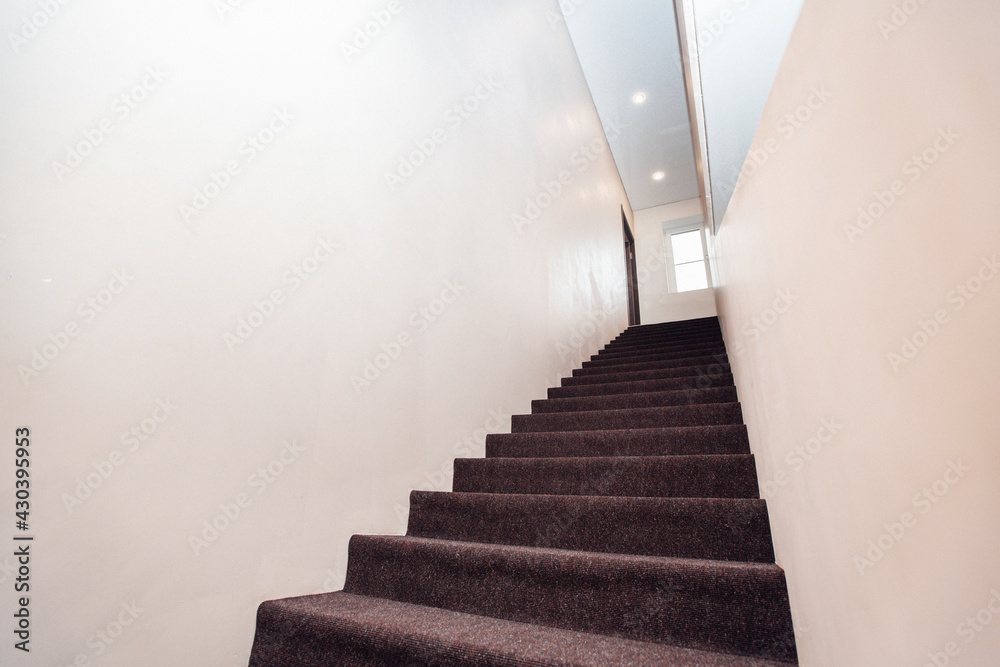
[708,0,1000,664]
[693,0,804,229]
[635,199,716,324]
[0,1,632,664]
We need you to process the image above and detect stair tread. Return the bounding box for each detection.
[561,363,732,386]
[251,591,796,667]
[573,354,729,376]
[486,425,751,457]
[585,348,728,367]
[548,374,734,398]
[343,535,796,661]
[512,403,744,432]
[532,386,737,413]
[406,490,775,562]
[454,455,760,498]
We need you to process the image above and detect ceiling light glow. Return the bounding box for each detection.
[652,171,666,181]
[632,92,647,104]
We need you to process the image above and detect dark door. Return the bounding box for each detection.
[622,208,640,326]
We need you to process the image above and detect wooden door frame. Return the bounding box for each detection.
[622,207,640,326]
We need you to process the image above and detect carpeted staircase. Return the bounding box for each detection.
[248,316,798,666]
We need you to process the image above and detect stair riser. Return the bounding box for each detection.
[485,426,752,458]
[407,492,775,562]
[594,342,727,362]
[532,386,737,413]
[617,320,720,336]
[453,456,760,498]
[614,321,721,336]
[548,374,734,399]
[250,593,795,667]
[561,363,732,386]
[625,316,718,329]
[584,347,728,368]
[343,536,796,662]
[512,403,743,432]
[573,354,729,377]
[608,332,723,349]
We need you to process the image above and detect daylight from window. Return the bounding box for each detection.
[671,230,708,292]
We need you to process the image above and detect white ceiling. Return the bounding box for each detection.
[561,0,700,212]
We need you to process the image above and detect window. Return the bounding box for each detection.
[670,229,708,292]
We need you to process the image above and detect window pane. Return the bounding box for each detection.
[675,261,708,292]
[671,230,703,265]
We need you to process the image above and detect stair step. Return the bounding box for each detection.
[607,331,723,348]
[512,403,743,432]
[561,362,732,386]
[594,340,727,361]
[406,491,775,562]
[573,354,729,377]
[250,591,794,667]
[584,347,728,368]
[613,324,721,340]
[616,320,720,337]
[342,535,796,662]
[624,316,719,331]
[249,317,799,666]
[453,455,760,498]
[532,386,737,413]
[485,425,751,458]
[548,373,734,398]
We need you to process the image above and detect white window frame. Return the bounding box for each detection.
[663,222,712,294]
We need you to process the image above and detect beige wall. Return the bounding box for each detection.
[635,199,717,324]
[0,1,632,664]
[707,0,1000,664]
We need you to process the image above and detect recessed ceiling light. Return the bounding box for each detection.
[632,92,647,105]
[652,171,666,181]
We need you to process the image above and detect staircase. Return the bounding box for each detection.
[248,316,798,666]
